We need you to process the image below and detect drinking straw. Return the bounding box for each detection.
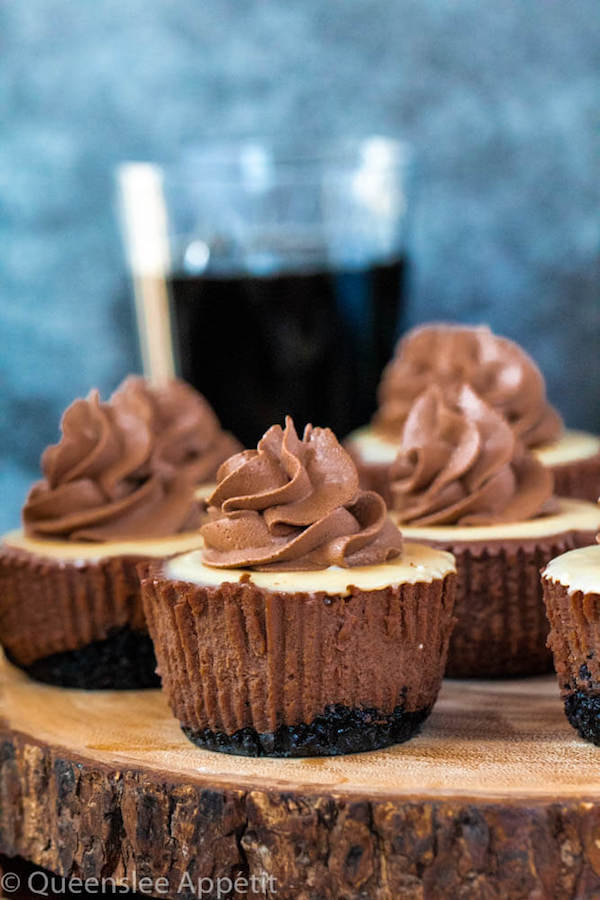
[117,163,175,384]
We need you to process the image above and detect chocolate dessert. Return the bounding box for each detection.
[387,384,600,677]
[0,383,205,689]
[535,431,600,502]
[346,323,600,504]
[110,376,242,487]
[142,417,457,757]
[543,526,600,744]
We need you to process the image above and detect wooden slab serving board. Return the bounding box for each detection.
[2,654,600,899]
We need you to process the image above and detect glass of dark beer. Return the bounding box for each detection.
[118,137,412,446]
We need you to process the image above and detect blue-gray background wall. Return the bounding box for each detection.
[1,0,599,530]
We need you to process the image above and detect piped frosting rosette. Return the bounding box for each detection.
[111,376,241,485]
[201,416,403,570]
[389,383,555,526]
[374,323,562,448]
[23,386,200,541]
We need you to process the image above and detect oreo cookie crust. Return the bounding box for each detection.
[182,703,430,757]
[5,626,159,690]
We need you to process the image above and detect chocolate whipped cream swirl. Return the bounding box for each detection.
[374,324,562,448]
[111,377,241,485]
[201,417,403,570]
[23,388,201,541]
[389,384,555,526]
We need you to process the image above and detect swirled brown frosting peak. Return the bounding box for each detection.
[201,416,403,570]
[374,323,562,448]
[111,376,242,484]
[23,389,200,541]
[389,384,555,526]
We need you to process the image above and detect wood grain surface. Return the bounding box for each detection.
[2,655,600,898]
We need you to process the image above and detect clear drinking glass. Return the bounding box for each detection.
[117,136,413,446]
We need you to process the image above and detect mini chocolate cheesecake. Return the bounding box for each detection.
[387,383,600,678]
[401,499,600,678]
[142,417,457,757]
[535,431,600,504]
[0,530,206,688]
[144,543,456,757]
[347,323,600,505]
[543,542,600,745]
[0,382,206,689]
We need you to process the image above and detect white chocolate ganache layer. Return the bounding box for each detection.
[165,541,456,596]
[2,529,205,563]
[347,427,600,468]
[535,430,600,467]
[543,545,600,595]
[394,499,600,544]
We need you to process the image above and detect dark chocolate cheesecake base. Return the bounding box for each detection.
[551,454,600,504]
[0,544,155,689]
[418,529,596,679]
[5,626,159,690]
[142,566,456,756]
[543,577,600,744]
[182,702,430,758]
